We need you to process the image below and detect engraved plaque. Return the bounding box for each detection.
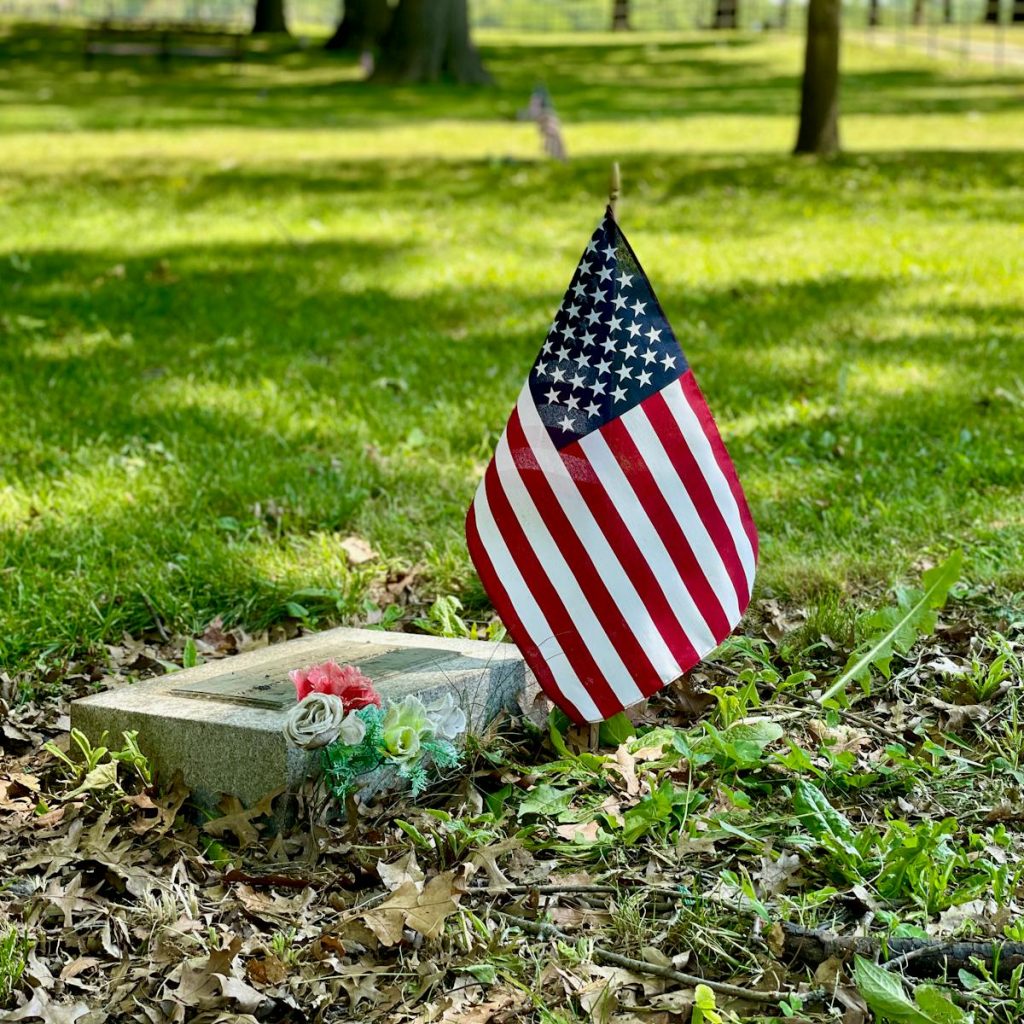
[170,641,465,710]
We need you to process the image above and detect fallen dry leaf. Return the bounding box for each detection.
[928,697,992,731]
[378,850,425,892]
[58,956,101,982]
[4,989,91,1024]
[195,616,235,656]
[669,675,715,719]
[203,788,283,847]
[835,984,870,1024]
[606,745,640,797]
[756,850,802,897]
[438,986,531,1023]
[469,837,519,890]
[555,820,602,842]
[340,535,377,565]
[814,955,846,988]
[165,934,267,1012]
[233,883,315,926]
[334,961,392,1008]
[362,871,464,945]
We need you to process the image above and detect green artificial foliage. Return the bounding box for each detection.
[319,706,387,798]
[318,705,464,801]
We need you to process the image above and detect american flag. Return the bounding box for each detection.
[466,208,757,724]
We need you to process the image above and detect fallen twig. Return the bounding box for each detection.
[139,590,170,642]
[494,909,814,1005]
[776,922,1024,979]
[474,883,620,896]
[223,868,314,889]
[785,694,909,744]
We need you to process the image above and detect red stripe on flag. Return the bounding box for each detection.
[641,389,750,607]
[678,371,758,558]
[555,439,702,676]
[600,416,732,643]
[465,504,587,723]
[482,462,622,721]
[506,411,664,700]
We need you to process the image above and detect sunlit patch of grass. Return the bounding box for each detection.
[848,358,959,398]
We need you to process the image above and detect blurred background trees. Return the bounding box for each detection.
[320,0,489,81]
[795,0,841,153]
[251,0,288,33]
[10,0,1024,154]
[371,0,491,83]
[325,0,390,49]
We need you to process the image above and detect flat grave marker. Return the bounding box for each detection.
[71,627,530,805]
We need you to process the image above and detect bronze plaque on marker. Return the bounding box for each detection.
[170,642,464,710]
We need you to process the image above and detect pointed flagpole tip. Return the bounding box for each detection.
[608,161,621,219]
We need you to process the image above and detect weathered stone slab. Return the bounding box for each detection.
[70,627,530,806]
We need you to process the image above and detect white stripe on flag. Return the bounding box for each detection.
[472,482,603,722]
[621,403,742,622]
[493,432,646,710]
[661,380,756,591]
[577,428,719,657]
[516,391,683,684]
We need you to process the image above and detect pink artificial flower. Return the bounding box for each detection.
[289,661,382,712]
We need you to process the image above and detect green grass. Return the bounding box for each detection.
[0,925,31,1008]
[1,23,1023,677]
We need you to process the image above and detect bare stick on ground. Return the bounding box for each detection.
[777,922,1024,979]
[496,911,819,1004]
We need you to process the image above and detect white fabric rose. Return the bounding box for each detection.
[426,693,467,741]
[282,693,345,750]
[337,710,367,747]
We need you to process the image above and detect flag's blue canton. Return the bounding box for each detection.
[528,208,688,451]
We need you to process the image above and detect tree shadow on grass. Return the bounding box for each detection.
[1,239,887,416]
[3,233,1014,439]
[919,300,1024,329]
[2,226,1021,666]
[3,233,1007,494]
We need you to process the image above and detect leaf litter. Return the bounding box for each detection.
[1,568,1023,1022]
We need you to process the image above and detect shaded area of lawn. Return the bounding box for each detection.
[1,25,1023,675]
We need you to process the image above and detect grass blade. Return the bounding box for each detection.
[818,551,962,705]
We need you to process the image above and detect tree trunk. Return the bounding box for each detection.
[778,0,790,28]
[1013,0,1023,22]
[867,0,880,27]
[372,0,490,84]
[911,0,925,25]
[712,0,739,28]
[794,0,841,156]
[325,0,392,51]
[942,0,953,22]
[611,0,631,30]
[252,0,288,34]
[984,0,1000,22]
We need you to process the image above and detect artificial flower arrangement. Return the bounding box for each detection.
[281,661,466,800]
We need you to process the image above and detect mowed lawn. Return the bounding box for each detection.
[1,24,1022,677]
